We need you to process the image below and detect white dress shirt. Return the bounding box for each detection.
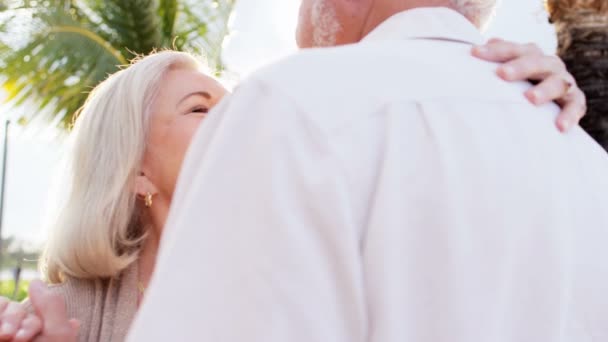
[129,8,608,342]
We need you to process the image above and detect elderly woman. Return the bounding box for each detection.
[0,40,588,341]
[6,50,227,341]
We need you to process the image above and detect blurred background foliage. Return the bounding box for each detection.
[0,279,28,301]
[546,0,608,151]
[0,0,235,128]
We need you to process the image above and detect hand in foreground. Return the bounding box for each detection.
[0,297,41,342]
[472,38,587,132]
[27,280,79,342]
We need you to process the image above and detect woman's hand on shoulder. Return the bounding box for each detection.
[472,38,586,132]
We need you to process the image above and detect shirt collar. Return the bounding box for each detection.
[362,7,485,46]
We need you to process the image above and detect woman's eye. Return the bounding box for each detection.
[191,106,209,114]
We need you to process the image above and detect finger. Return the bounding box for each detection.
[0,297,9,314]
[472,41,542,63]
[28,280,69,328]
[487,37,504,44]
[13,315,43,342]
[0,303,27,339]
[497,55,566,82]
[555,88,587,132]
[0,297,10,339]
[524,75,572,105]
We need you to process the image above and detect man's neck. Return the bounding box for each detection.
[359,0,454,40]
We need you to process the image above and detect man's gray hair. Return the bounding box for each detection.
[450,0,499,28]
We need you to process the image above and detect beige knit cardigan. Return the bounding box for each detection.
[24,264,139,342]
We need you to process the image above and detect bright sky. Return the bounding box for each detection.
[2,0,558,246]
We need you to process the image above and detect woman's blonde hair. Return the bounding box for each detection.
[41,50,204,284]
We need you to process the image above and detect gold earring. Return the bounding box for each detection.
[144,193,153,208]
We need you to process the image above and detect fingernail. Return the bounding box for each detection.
[0,323,15,335]
[500,66,515,79]
[531,90,544,104]
[473,46,488,55]
[15,329,27,339]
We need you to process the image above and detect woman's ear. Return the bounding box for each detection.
[134,173,159,198]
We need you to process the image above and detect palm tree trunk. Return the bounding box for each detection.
[547,0,608,151]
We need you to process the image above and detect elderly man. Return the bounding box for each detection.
[125,1,608,341]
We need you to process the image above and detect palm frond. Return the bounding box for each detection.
[0,0,235,128]
[1,4,127,127]
[91,0,162,56]
[159,0,178,45]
